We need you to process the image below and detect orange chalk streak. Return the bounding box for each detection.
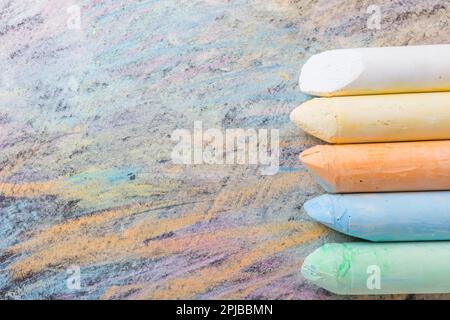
[135,223,326,299]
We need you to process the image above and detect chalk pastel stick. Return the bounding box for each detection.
[290,92,450,144]
[305,192,450,241]
[300,140,450,193]
[299,44,450,97]
[302,242,450,295]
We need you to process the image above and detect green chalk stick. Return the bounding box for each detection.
[301,242,450,295]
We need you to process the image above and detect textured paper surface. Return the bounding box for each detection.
[2,0,450,300]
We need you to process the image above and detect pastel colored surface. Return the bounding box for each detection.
[299,44,450,97]
[0,0,329,300]
[300,140,450,193]
[291,92,450,144]
[3,0,450,300]
[302,242,450,295]
[305,192,450,241]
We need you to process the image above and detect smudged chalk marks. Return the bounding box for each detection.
[2,0,450,299]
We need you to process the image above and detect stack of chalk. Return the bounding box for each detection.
[291,44,450,295]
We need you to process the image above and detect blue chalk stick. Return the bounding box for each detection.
[304,192,450,241]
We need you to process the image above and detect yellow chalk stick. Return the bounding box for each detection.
[290,92,450,144]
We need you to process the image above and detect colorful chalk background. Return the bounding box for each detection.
[1,0,450,299]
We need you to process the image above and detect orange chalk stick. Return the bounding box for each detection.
[300,140,450,193]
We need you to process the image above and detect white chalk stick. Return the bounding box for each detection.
[299,44,450,96]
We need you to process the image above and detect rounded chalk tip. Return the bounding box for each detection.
[301,243,344,294]
[290,99,338,143]
[299,145,323,167]
[300,249,323,282]
[289,106,299,124]
[299,49,364,97]
[304,195,334,225]
[300,145,337,193]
